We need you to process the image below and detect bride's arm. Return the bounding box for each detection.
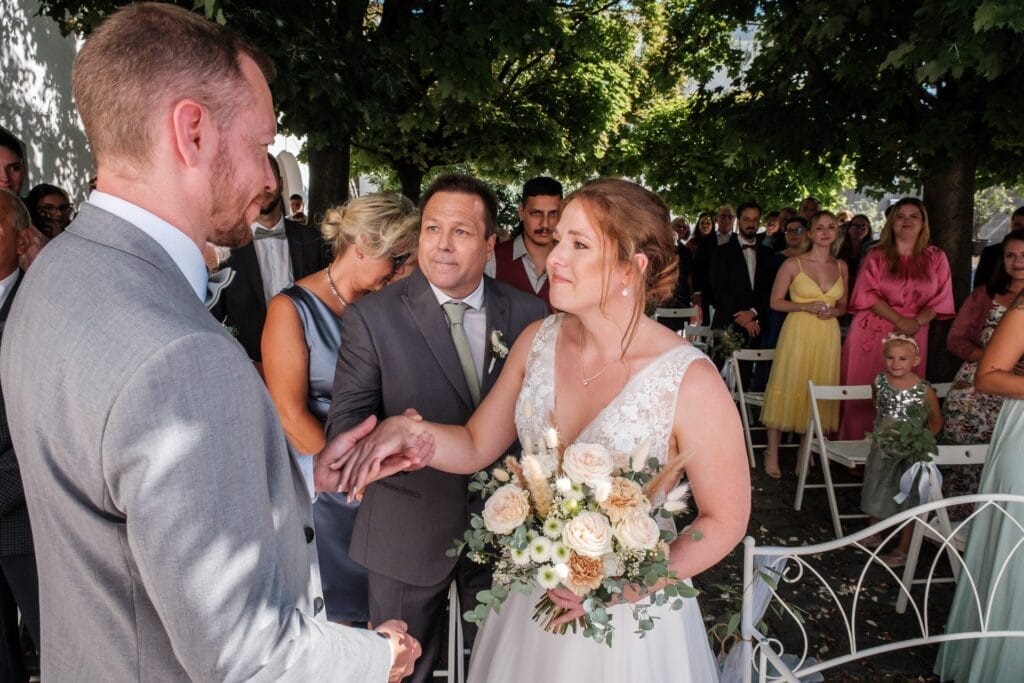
[666,359,751,580]
[336,320,542,493]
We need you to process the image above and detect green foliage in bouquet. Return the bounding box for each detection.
[449,432,702,647]
[866,401,937,473]
[710,326,744,366]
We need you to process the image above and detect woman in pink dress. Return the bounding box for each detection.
[838,197,955,440]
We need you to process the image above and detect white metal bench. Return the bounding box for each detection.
[726,494,1024,682]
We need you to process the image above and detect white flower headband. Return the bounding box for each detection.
[882,332,920,354]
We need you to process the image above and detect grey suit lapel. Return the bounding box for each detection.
[403,271,475,410]
[481,277,510,396]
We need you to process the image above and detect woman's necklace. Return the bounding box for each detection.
[325,266,349,308]
[578,324,614,385]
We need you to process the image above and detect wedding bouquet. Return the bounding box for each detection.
[867,401,940,504]
[449,425,700,646]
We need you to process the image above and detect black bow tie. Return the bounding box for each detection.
[741,243,756,250]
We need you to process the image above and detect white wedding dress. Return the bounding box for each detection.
[467,314,721,682]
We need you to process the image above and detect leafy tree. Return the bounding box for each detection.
[38,0,654,221]
[668,0,1024,305]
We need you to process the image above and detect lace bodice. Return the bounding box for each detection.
[515,314,710,469]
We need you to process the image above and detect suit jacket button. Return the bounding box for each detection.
[314,597,324,615]
[304,526,315,543]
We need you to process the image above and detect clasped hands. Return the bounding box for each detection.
[803,300,835,319]
[313,412,433,499]
[732,309,760,337]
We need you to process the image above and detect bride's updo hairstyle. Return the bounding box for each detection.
[563,178,679,348]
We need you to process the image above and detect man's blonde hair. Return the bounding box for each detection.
[72,3,274,169]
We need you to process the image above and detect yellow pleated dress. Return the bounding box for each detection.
[761,262,844,433]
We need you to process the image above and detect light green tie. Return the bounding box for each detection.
[443,301,481,406]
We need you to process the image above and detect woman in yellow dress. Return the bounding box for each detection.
[761,211,849,478]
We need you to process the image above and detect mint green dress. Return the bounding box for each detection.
[935,397,1024,681]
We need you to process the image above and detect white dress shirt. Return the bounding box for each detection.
[88,191,208,301]
[0,268,19,309]
[429,278,487,384]
[739,237,757,289]
[252,216,293,304]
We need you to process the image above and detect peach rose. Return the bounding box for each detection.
[562,510,613,558]
[482,484,531,535]
[614,511,661,550]
[562,443,614,487]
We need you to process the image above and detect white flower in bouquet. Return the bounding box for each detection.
[482,484,531,535]
[614,510,661,550]
[551,542,571,564]
[529,536,553,563]
[662,482,691,513]
[536,564,560,590]
[593,479,613,503]
[598,477,650,523]
[492,468,510,483]
[542,517,564,539]
[510,546,531,565]
[562,443,614,487]
[555,476,573,494]
[602,552,624,578]
[544,427,560,450]
[562,510,613,558]
[554,562,570,579]
[630,439,651,472]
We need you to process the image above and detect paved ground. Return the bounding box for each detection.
[693,449,953,681]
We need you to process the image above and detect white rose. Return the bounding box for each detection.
[482,484,531,535]
[562,443,615,487]
[602,552,624,578]
[614,511,661,550]
[562,511,614,558]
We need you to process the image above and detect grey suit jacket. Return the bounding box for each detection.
[325,269,547,586]
[0,204,391,681]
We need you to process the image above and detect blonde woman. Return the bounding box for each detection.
[262,192,419,624]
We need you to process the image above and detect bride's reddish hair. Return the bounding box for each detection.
[564,178,679,350]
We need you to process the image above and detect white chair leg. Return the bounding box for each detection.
[819,453,845,538]
[794,437,813,511]
[433,583,464,683]
[897,516,927,614]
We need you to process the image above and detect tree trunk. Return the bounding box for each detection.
[395,160,426,202]
[307,142,351,227]
[921,150,977,382]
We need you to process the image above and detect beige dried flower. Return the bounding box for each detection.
[522,454,552,519]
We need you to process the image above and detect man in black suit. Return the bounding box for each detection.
[0,189,38,683]
[710,202,778,374]
[693,204,735,323]
[975,206,1024,289]
[325,174,547,683]
[209,154,328,368]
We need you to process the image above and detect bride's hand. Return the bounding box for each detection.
[332,411,433,497]
[546,587,585,627]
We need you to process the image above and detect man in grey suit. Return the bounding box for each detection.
[0,4,419,681]
[325,173,548,683]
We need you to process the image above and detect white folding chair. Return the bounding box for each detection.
[432,583,466,683]
[730,349,775,468]
[653,306,698,323]
[682,323,712,350]
[794,381,872,538]
[896,443,989,613]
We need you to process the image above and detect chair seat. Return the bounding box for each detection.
[809,440,870,468]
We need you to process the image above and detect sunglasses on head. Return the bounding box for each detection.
[785,226,806,235]
[391,252,411,271]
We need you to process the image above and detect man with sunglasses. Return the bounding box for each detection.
[210,153,329,370]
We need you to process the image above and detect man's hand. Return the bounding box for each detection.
[330,413,435,498]
[314,416,378,494]
[733,309,756,326]
[375,620,422,683]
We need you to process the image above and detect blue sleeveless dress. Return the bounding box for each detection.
[280,285,368,622]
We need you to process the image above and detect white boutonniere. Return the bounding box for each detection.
[488,330,509,373]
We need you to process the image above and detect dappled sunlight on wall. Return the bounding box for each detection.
[2,0,93,200]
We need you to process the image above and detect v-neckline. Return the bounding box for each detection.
[796,270,841,296]
[549,316,683,446]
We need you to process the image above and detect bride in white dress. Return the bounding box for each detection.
[340,178,751,682]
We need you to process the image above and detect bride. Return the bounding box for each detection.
[334,178,750,681]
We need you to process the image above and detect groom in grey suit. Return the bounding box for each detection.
[0,4,419,681]
[326,174,547,683]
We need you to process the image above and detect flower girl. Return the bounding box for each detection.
[860,333,941,566]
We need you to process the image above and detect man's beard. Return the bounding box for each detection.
[259,190,281,216]
[206,149,256,249]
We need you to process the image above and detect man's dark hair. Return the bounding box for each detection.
[765,210,780,221]
[1012,206,1024,220]
[521,176,563,203]
[736,201,762,217]
[420,173,498,237]
[785,215,808,229]
[0,128,25,160]
[289,193,303,202]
